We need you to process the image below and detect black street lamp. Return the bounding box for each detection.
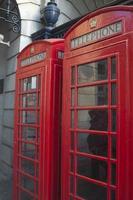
[43,0,60,30]
[41,0,60,38]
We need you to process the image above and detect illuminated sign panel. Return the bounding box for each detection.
[21,52,46,67]
[71,21,122,48]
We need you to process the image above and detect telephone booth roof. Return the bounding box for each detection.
[64,5,133,52]
[64,6,133,38]
[17,39,64,68]
[18,38,64,59]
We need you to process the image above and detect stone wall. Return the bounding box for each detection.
[0,1,42,199]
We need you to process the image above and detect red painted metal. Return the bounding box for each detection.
[13,39,64,200]
[62,6,133,200]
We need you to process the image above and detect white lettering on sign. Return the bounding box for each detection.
[21,52,46,67]
[71,21,122,49]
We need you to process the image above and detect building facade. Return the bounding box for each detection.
[0,0,132,199]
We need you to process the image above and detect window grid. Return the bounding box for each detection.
[69,56,118,200]
[16,74,41,200]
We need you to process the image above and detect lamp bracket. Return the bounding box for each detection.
[0,7,20,33]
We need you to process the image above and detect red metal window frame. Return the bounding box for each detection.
[14,68,44,200]
[13,39,64,200]
[62,42,127,200]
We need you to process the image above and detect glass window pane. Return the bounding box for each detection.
[70,176,74,194]
[111,163,116,185]
[111,135,116,159]
[21,111,38,124]
[23,76,37,91]
[111,190,116,200]
[71,111,74,128]
[77,133,108,157]
[111,57,116,79]
[71,132,74,150]
[78,110,108,131]
[21,143,38,159]
[111,83,117,105]
[112,110,116,132]
[76,178,107,200]
[22,127,36,142]
[70,196,74,200]
[21,159,36,176]
[78,59,107,83]
[78,85,108,106]
[20,191,32,200]
[37,75,41,89]
[71,67,75,85]
[70,154,74,172]
[77,156,108,182]
[22,93,37,107]
[20,176,34,192]
[71,89,75,106]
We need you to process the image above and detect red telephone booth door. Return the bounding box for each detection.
[13,39,64,200]
[62,43,126,200]
[14,68,43,200]
[62,6,133,200]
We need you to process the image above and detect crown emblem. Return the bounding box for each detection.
[90,19,97,29]
[30,47,35,54]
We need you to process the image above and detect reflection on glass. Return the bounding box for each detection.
[111,83,117,105]
[70,176,74,194]
[111,190,116,200]
[71,67,75,85]
[21,143,37,159]
[78,110,108,131]
[23,76,37,91]
[21,159,35,176]
[36,182,39,194]
[111,163,116,185]
[71,111,74,128]
[20,191,32,200]
[71,89,75,106]
[77,133,108,157]
[22,93,37,107]
[78,59,107,83]
[70,154,74,172]
[77,156,108,182]
[21,176,34,192]
[70,196,73,200]
[78,85,108,106]
[76,178,107,200]
[111,135,116,159]
[37,75,41,89]
[112,110,116,132]
[22,111,38,124]
[111,57,116,79]
[71,132,74,150]
[22,127,36,141]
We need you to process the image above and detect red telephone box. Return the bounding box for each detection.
[62,6,133,200]
[13,39,64,200]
